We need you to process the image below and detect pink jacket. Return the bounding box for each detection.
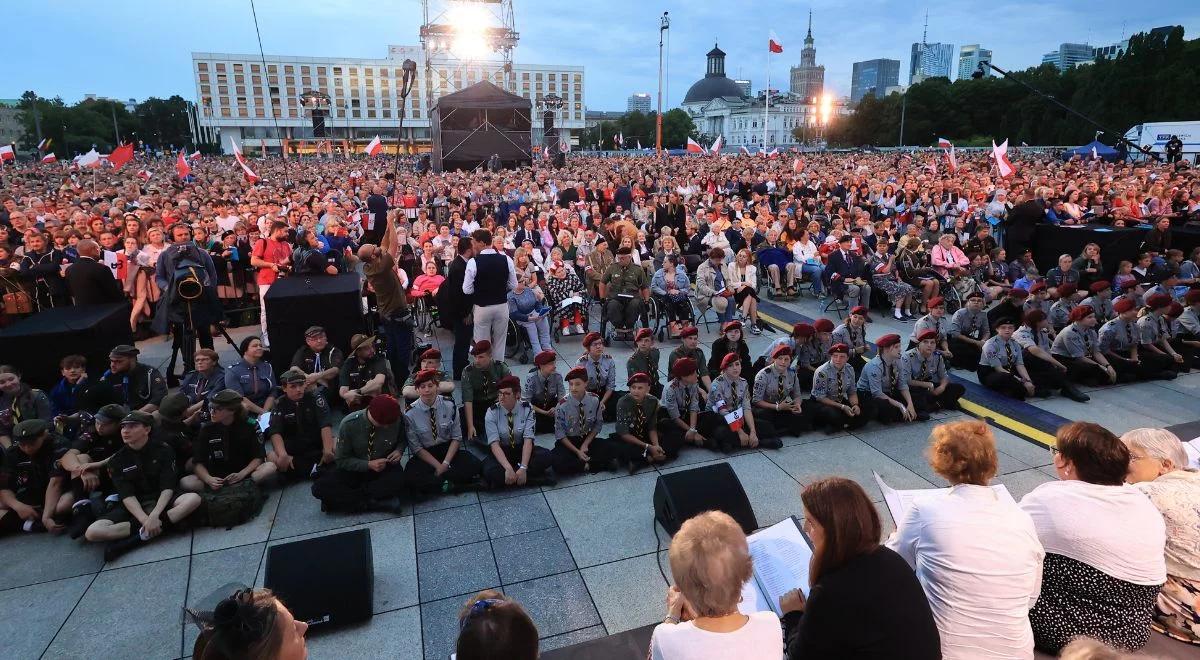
[931,244,969,277]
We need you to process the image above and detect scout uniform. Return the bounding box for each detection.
[193,390,267,482]
[100,345,167,411]
[339,349,396,411]
[948,295,990,370]
[1098,300,1171,382]
[831,307,871,372]
[753,346,815,437]
[461,341,512,440]
[1048,288,1077,331]
[1023,282,1052,318]
[903,334,965,411]
[524,351,565,434]
[152,395,196,477]
[626,333,663,399]
[1080,280,1114,323]
[311,397,407,512]
[978,321,1034,399]
[551,368,622,474]
[267,371,334,478]
[667,329,710,389]
[1051,306,1109,386]
[69,405,129,495]
[1179,291,1200,339]
[710,353,779,451]
[856,335,921,423]
[1013,313,1063,390]
[910,312,949,348]
[658,359,720,451]
[482,378,552,488]
[579,333,622,421]
[403,371,481,493]
[0,420,69,534]
[1139,295,1194,372]
[99,414,181,526]
[614,381,675,466]
[810,344,868,431]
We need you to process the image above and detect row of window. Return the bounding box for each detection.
[197,61,582,83]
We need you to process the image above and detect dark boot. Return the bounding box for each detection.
[103,533,145,562]
[1061,382,1090,403]
[67,501,96,540]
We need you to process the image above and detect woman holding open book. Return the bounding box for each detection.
[780,477,940,660]
[886,420,1045,659]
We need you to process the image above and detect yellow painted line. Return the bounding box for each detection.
[757,309,1057,448]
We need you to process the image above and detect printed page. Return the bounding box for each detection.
[743,518,813,617]
[1184,437,1200,470]
[873,471,1015,523]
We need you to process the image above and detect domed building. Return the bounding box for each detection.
[682,45,747,108]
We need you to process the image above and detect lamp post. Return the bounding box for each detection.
[394,58,418,179]
[656,11,669,156]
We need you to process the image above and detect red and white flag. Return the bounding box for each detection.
[542,145,550,159]
[738,145,750,155]
[189,150,202,160]
[723,407,745,432]
[793,157,804,173]
[768,31,783,53]
[176,150,191,179]
[136,169,151,181]
[685,137,705,153]
[76,149,101,169]
[937,137,952,149]
[615,132,624,148]
[41,152,57,164]
[766,147,779,158]
[709,135,723,155]
[365,135,383,157]
[944,145,958,174]
[231,142,259,183]
[992,139,1015,178]
[0,145,14,162]
[108,142,135,169]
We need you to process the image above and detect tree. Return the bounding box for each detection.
[660,109,697,148]
[15,92,198,156]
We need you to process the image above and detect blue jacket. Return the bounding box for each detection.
[651,265,689,297]
[508,288,549,324]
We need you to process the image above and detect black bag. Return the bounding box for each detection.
[200,479,268,528]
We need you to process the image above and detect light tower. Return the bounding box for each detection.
[419,0,520,114]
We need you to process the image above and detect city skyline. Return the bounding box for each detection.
[2,0,1197,110]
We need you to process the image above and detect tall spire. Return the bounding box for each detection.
[806,10,813,41]
[921,9,928,46]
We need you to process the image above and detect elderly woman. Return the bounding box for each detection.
[543,250,586,336]
[651,254,692,338]
[865,239,915,321]
[1020,422,1167,654]
[887,420,1045,659]
[651,510,783,660]
[1119,428,1200,646]
[781,477,941,658]
[508,277,553,355]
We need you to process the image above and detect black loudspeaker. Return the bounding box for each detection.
[311,110,327,138]
[653,463,758,536]
[264,273,366,375]
[0,303,132,390]
[264,528,373,628]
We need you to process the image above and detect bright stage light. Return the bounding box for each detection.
[819,93,833,125]
[447,2,493,60]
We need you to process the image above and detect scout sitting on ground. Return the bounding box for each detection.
[180,389,277,492]
[461,340,511,444]
[0,420,72,536]
[709,353,779,451]
[310,395,407,513]
[482,376,553,488]
[266,369,335,480]
[403,369,482,494]
[401,348,455,401]
[551,367,623,475]
[658,358,717,451]
[524,350,565,434]
[615,372,676,472]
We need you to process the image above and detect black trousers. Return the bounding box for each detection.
[550,435,624,474]
[812,398,870,432]
[529,399,558,435]
[1023,352,1066,390]
[655,295,692,323]
[311,464,408,511]
[481,444,552,488]
[452,317,473,378]
[403,442,483,494]
[1108,351,1172,382]
[1056,355,1111,386]
[1167,339,1196,372]
[615,431,684,466]
[978,365,1032,400]
[908,382,965,411]
[462,399,497,442]
[849,353,868,376]
[756,406,815,437]
[590,389,624,423]
[606,297,645,330]
[858,390,919,424]
[657,410,724,452]
[947,336,983,371]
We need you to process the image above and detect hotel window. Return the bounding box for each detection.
[382,108,391,118]
[349,67,357,76]
[268,65,277,74]
[220,108,230,117]
[522,73,529,81]
[252,75,261,85]
[535,73,542,81]
[333,67,342,76]
[367,109,376,118]
[302,77,311,87]
[218,86,229,95]
[233,63,244,73]
[301,65,310,75]
[199,73,210,83]
[200,84,211,94]
[216,63,226,72]
[255,107,264,118]
[284,65,294,74]
[251,64,260,73]
[236,86,246,95]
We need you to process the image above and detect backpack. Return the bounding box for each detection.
[199,479,267,528]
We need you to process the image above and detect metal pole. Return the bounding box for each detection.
[656,12,668,155]
[898,91,906,147]
[111,104,121,146]
[62,124,69,156]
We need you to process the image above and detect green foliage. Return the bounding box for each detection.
[827,27,1200,148]
[580,108,697,150]
[16,92,203,155]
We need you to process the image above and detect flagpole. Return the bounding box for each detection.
[764,48,770,150]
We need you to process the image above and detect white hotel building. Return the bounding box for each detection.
[191,44,584,155]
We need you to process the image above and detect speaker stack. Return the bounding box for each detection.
[264,528,374,628]
[653,463,759,536]
[263,273,366,375]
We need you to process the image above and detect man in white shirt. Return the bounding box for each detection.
[462,229,517,360]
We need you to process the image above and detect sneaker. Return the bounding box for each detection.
[67,501,96,540]
[573,324,584,334]
[749,324,762,335]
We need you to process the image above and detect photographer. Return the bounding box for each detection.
[153,223,222,375]
[359,242,414,387]
[250,221,292,348]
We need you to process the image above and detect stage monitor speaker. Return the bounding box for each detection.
[264,273,366,375]
[0,302,132,390]
[264,528,373,629]
[653,463,758,536]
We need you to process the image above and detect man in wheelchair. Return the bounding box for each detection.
[602,246,649,340]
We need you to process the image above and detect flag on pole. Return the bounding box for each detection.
[41,152,57,164]
[615,133,624,149]
[36,138,51,151]
[944,145,958,174]
[189,150,202,160]
[937,137,952,149]
[76,149,101,168]
[365,135,383,157]
[739,145,750,155]
[0,145,13,162]
[543,145,550,160]
[992,139,1015,178]
[766,147,779,158]
[108,142,135,169]
[768,31,783,53]
[685,137,704,153]
[709,135,723,155]
[637,139,643,150]
[136,169,151,181]
[176,150,191,179]
[793,157,804,173]
[1091,145,1099,161]
[230,141,259,183]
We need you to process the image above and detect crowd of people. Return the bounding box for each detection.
[1,146,1199,657]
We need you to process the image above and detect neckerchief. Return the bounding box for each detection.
[506,408,516,449]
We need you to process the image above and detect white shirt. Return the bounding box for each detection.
[462,248,517,297]
[650,611,783,660]
[792,240,819,264]
[887,484,1044,660]
[215,214,241,232]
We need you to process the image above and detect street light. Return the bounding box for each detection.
[656,11,669,156]
[394,58,418,178]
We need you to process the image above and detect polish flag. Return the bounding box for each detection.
[768,31,783,53]
[793,157,804,173]
[41,152,57,164]
[189,150,202,160]
[232,143,260,183]
[0,145,13,162]
[543,145,550,159]
[136,169,152,181]
[176,150,191,179]
[766,147,779,158]
[738,145,750,155]
[709,135,723,155]
[992,139,1015,178]
[723,407,745,432]
[944,145,958,174]
[937,137,953,149]
[365,135,383,157]
[685,137,705,153]
[76,149,101,168]
[615,132,624,148]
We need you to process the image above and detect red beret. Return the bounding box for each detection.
[420,347,442,362]
[1009,288,1029,299]
[634,328,654,342]
[1119,279,1140,291]
[565,366,588,382]
[792,323,814,338]
[367,395,401,426]
[927,296,945,308]
[829,343,850,355]
[722,320,743,334]
[533,350,557,366]
[917,330,939,342]
[720,353,741,370]
[582,331,603,348]
[1028,282,1046,294]
[1167,302,1184,317]
[771,344,793,359]
[627,372,651,386]
[1146,293,1172,310]
[470,340,492,356]
[1056,282,1077,297]
[677,325,698,339]
[876,333,901,348]
[1089,280,1111,294]
[967,289,986,300]
[1069,305,1095,322]
[813,318,835,333]
[413,369,441,387]
[497,375,522,393]
[671,357,698,378]
[1186,290,1200,305]
[1113,297,1135,314]
[1023,309,1047,326]
[851,306,870,318]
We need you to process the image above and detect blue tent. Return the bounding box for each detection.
[1061,140,1120,162]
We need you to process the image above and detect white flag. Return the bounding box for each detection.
[365,135,383,156]
[76,149,101,168]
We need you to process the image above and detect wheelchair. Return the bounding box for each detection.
[596,292,653,346]
[942,274,979,315]
[410,293,441,340]
[650,293,696,341]
[506,318,531,364]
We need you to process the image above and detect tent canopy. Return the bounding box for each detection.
[431,81,533,172]
[1061,140,1121,162]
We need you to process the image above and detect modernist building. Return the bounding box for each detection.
[956,44,992,80]
[1041,43,1095,71]
[909,42,955,83]
[627,93,651,113]
[788,12,825,100]
[850,58,900,104]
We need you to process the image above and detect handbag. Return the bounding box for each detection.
[0,275,32,315]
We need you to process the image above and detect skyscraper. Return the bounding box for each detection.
[851,58,901,104]
[956,44,993,80]
[789,11,825,100]
[733,79,752,97]
[627,93,651,113]
[910,42,955,83]
[1041,43,1094,71]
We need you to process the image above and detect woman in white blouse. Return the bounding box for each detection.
[725,249,761,334]
[651,511,782,660]
[888,420,1045,660]
[791,229,825,298]
[1119,428,1200,646]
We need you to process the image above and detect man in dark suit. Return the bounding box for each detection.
[66,239,125,305]
[438,236,475,378]
[826,234,872,307]
[1003,189,1046,259]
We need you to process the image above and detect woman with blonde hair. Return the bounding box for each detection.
[1119,427,1200,646]
[725,249,762,334]
[888,420,1044,659]
[651,510,783,660]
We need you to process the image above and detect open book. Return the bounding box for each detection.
[1184,437,1200,470]
[873,471,1015,524]
[738,517,813,618]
